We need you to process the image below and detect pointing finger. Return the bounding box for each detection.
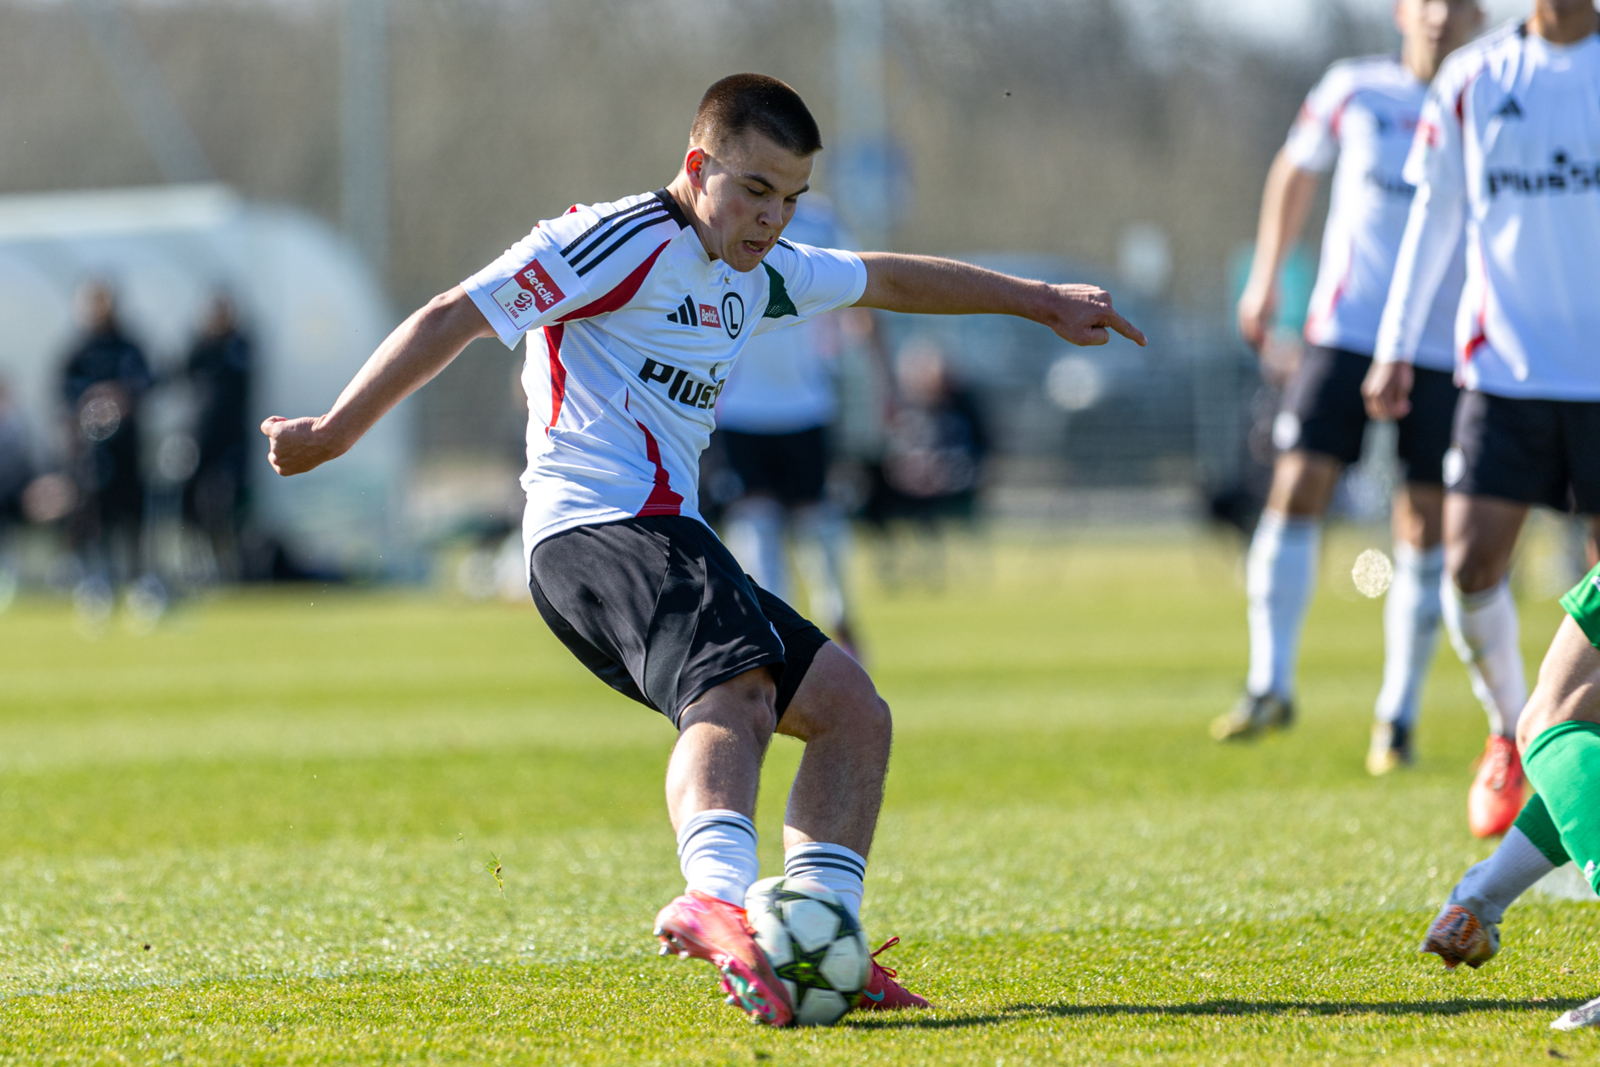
[1107,310,1147,347]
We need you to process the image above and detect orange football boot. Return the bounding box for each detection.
[1468,735,1526,838]
[1420,902,1499,969]
[856,936,930,1011]
[655,890,794,1027]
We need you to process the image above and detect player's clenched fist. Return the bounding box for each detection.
[1044,283,1147,348]
[261,415,345,476]
[1360,360,1414,422]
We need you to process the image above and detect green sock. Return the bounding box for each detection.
[1523,720,1600,891]
[1515,793,1571,866]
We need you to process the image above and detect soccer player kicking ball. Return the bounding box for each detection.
[1216,0,1482,774]
[260,74,1144,1027]
[1368,0,1600,838]
[1422,565,1600,1031]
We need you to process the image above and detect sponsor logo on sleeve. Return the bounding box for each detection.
[491,258,566,326]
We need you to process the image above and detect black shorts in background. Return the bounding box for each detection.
[1447,391,1600,513]
[721,426,829,507]
[1274,345,1458,484]
[527,515,830,726]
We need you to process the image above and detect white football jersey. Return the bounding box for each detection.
[714,199,852,434]
[1286,55,1464,369]
[462,190,867,555]
[1376,22,1600,399]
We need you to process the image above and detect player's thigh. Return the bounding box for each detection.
[743,580,885,741]
[775,642,890,744]
[1265,450,1342,516]
[1520,615,1600,753]
[1443,492,1528,593]
[1393,481,1444,550]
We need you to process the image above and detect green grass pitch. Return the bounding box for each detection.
[2,533,1596,1065]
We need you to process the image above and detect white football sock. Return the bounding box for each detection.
[1245,511,1321,700]
[724,497,789,600]
[1448,826,1554,924]
[1442,578,1526,737]
[676,809,759,907]
[1374,542,1445,729]
[793,503,853,636]
[784,842,867,922]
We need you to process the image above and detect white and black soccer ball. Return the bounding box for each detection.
[745,876,870,1026]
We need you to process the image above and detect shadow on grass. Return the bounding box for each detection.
[847,998,1589,1031]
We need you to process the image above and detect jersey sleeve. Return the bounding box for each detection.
[1281,65,1348,173]
[1374,66,1472,364]
[752,241,868,337]
[462,194,687,348]
[462,216,595,349]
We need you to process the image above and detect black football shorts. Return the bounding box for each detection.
[527,515,829,726]
[720,425,830,507]
[1446,391,1600,513]
[1274,345,1459,484]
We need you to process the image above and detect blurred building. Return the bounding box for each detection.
[0,184,408,577]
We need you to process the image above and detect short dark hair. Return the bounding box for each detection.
[690,74,822,157]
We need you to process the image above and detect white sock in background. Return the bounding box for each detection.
[1245,511,1322,700]
[784,842,867,922]
[724,497,789,600]
[1374,542,1446,729]
[1448,827,1554,924]
[1442,578,1526,737]
[677,810,760,906]
[793,503,853,637]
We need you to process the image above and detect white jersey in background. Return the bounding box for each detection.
[462,190,867,554]
[714,199,853,434]
[1288,55,1466,369]
[1376,22,1600,398]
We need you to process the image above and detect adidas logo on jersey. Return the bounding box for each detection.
[666,295,722,330]
[1492,96,1523,120]
[638,357,725,410]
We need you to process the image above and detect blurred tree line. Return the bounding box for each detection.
[0,0,1390,458]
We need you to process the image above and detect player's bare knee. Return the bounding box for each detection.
[1448,552,1503,596]
[780,647,887,744]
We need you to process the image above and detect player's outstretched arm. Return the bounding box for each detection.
[261,286,494,476]
[854,253,1147,348]
[1237,148,1320,351]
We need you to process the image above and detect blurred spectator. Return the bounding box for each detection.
[0,378,34,609]
[181,294,253,579]
[869,339,991,590]
[61,282,153,612]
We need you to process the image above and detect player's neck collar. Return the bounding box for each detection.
[654,188,692,231]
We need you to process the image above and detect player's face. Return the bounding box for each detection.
[688,130,813,273]
[1395,0,1482,68]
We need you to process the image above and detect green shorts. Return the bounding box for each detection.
[1560,562,1600,649]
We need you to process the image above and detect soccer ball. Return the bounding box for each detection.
[745,876,870,1026]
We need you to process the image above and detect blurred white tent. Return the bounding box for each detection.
[0,183,408,576]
